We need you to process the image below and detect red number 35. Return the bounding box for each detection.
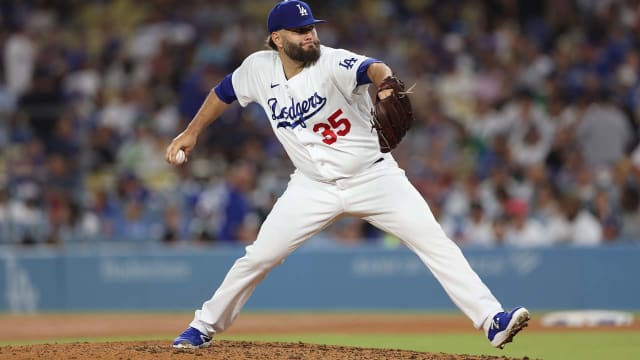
[313,109,352,145]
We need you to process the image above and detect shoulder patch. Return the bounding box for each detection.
[339,57,358,70]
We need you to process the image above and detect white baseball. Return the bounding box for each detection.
[175,149,186,164]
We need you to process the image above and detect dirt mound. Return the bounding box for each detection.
[0,340,529,360]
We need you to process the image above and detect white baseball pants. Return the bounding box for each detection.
[190,160,503,335]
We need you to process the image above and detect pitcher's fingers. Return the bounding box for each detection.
[165,146,175,163]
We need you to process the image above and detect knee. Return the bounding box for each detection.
[242,247,286,271]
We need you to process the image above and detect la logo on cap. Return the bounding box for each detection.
[296,4,308,16]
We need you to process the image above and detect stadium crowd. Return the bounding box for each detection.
[0,0,639,248]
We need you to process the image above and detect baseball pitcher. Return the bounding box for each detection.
[167,0,529,350]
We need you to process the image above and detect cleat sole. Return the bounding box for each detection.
[497,312,530,349]
[173,342,211,349]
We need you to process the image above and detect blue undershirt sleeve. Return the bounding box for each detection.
[356,58,383,86]
[213,73,237,104]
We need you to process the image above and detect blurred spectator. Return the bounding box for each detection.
[459,202,495,247]
[619,185,640,242]
[116,200,154,242]
[18,68,65,144]
[510,124,552,168]
[218,161,256,242]
[7,183,47,245]
[0,188,8,241]
[194,160,258,243]
[47,112,80,158]
[575,89,634,170]
[235,212,261,245]
[45,190,81,245]
[88,125,119,171]
[491,216,509,246]
[161,205,182,245]
[628,144,640,183]
[116,123,173,190]
[530,181,562,227]
[503,199,550,247]
[554,194,604,246]
[4,25,35,97]
[504,89,554,143]
[591,190,621,242]
[194,27,233,68]
[82,188,118,241]
[331,218,366,246]
[465,98,508,143]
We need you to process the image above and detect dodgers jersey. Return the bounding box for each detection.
[215,45,393,182]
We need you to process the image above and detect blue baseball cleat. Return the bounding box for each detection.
[173,327,212,349]
[487,307,530,349]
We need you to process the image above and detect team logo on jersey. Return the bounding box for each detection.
[339,57,357,70]
[267,92,327,129]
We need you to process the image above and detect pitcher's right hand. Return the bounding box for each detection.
[165,130,197,165]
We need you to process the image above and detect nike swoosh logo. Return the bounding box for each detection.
[270,83,280,88]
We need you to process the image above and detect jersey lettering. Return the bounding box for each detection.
[339,57,357,70]
[268,93,327,129]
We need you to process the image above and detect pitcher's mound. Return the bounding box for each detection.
[0,340,529,360]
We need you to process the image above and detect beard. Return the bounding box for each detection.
[283,39,321,66]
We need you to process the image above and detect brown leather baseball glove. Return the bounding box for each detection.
[371,76,415,153]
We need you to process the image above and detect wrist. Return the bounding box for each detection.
[184,123,203,138]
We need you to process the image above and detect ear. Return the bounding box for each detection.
[271,31,284,48]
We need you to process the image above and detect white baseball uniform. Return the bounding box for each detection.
[189,45,503,335]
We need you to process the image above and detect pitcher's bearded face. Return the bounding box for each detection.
[282,25,321,65]
[283,38,321,64]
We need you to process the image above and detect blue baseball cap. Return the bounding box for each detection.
[267,0,325,33]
